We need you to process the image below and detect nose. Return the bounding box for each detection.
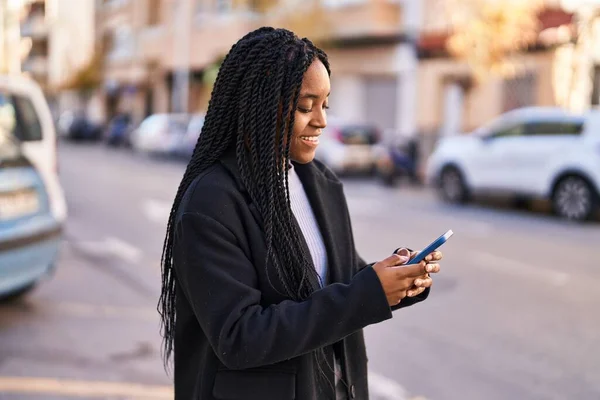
[312,108,327,130]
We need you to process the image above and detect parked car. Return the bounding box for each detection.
[66,114,103,141]
[104,113,134,147]
[375,137,420,186]
[170,113,204,160]
[426,107,600,221]
[0,129,63,299]
[0,75,67,224]
[131,113,190,155]
[315,116,382,175]
[56,110,75,139]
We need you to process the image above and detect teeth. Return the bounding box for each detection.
[301,136,319,142]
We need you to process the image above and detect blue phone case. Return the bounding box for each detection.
[406,230,453,265]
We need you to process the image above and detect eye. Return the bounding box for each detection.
[297,107,312,113]
[323,105,330,110]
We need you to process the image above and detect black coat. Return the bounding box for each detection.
[172,153,429,399]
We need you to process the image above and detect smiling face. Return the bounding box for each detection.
[289,59,330,164]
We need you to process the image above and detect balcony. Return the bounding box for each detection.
[152,12,255,70]
[22,56,48,77]
[20,15,49,39]
[260,0,403,45]
[322,0,403,41]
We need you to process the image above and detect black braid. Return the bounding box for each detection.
[159,27,333,384]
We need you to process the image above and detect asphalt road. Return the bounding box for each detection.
[1,141,599,400]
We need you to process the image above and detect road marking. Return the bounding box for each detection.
[0,377,172,399]
[52,302,157,321]
[76,237,142,264]
[0,301,157,322]
[104,237,143,264]
[143,199,171,225]
[470,251,570,286]
[368,372,410,400]
[347,197,388,217]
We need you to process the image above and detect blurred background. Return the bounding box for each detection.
[1,0,600,399]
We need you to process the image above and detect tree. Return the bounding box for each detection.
[58,42,104,99]
[445,0,544,82]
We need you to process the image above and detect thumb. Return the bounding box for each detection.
[395,248,411,259]
[380,253,409,267]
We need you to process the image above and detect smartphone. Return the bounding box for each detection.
[406,230,453,265]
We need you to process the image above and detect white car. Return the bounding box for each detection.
[131,113,190,155]
[315,116,382,175]
[0,75,67,224]
[426,107,600,221]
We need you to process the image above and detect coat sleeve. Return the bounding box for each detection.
[173,211,393,370]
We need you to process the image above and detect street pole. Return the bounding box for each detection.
[172,0,191,114]
[396,0,420,140]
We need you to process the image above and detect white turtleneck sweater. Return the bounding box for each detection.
[287,164,328,286]
[287,165,345,397]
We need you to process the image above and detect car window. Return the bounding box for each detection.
[526,121,583,136]
[0,128,21,162]
[0,91,43,142]
[491,124,526,139]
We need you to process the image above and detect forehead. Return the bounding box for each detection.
[300,60,330,95]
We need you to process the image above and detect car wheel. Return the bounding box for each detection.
[0,283,36,303]
[439,166,469,204]
[552,175,596,221]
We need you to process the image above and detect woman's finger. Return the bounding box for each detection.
[425,263,440,274]
[413,277,433,288]
[424,251,443,262]
[407,286,426,297]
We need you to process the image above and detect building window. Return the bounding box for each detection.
[0,91,43,142]
[215,0,232,13]
[323,0,366,8]
[109,25,135,60]
[502,72,537,112]
[591,65,600,106]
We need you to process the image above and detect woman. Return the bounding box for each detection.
[159,27,442,400]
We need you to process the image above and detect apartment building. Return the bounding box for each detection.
[95,0,600,159]
[415,0,579,155]
[19,0,95,114]
[95,0,420,138]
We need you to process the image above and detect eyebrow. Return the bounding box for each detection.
[299,92,330,99]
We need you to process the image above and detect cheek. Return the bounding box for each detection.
[292,113,308,138]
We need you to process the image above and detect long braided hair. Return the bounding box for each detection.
[158,27,333,377]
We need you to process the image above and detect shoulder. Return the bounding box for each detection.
[177,162,248,225]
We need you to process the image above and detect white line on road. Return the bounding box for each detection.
[143,198,171,225]
[76,237,142,264]
[0,377,173,399]
[470,251,570,286]
[104,237,143,264]
[368,372,411,400]
[0,301,157,322]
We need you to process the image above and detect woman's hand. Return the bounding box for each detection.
[372,253,440,306]
[398,248,442,298]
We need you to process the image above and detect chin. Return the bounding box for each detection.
[291,152,316,164]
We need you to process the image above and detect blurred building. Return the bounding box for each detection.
[93,0,600,156]
[95,0,419,135]
[19,0,96,115]
[0,0,25,74]
[414,0,581,154]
